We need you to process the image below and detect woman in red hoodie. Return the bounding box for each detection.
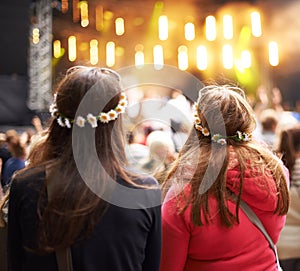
[160,85,289,271]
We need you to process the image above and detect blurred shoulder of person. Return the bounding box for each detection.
[276,123,300,270]
[1,130,26,190]
[0,133,12,185]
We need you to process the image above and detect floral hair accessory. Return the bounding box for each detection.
[193,102,252,145]
[49,92,128,128]
[210,132,252,145]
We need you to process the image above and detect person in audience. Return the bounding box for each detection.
[252,84,299,150]
[276,124,300,271]
[7,66,161,271]
[141,130,177,183]
[160,85,289,271]
[257,108,279,150]
[0,133,12,191]
[1,130,26,192]
[125,130,150,169]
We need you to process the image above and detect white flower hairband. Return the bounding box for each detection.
[49,92,128,128]
[193,103,252,145]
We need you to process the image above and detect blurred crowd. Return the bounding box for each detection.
[0,116,43,197]
[1,85,300,191]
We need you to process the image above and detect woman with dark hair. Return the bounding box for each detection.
[7,66,161,271]
[159,85,289,271]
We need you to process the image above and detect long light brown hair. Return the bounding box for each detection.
[19,66,138,253]
[163,85,289,227]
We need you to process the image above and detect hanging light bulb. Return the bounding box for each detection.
[251,11,262,37]
[223,15,233,40]
[135,51,144,68]
[197,45,208,70]
[90,39,98,65]
[205,15,216,41]
[115,17,125,36]
[178,45,188,70]
[184,22,195,41]
[153,45,164,70]
[32,28,39,44]
[80,1,89,27]
[53,40,61,58]
[68,36,76,62]
[269,41,279,66]
[222,44,233,69]
[135,44,144,68]
[106,41,115,67]
[158,15,168,41]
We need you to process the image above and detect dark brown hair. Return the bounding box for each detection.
[259,109,279,132]
[163,85,289,227]
[277,124,300,173]
[21,66,137,253]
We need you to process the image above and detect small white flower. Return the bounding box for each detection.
[119,99,128,107]
[65,118,71,128]
[195,124,203,131]
[76,116,86,127]
[211,134,221,142]
[115,105,125,114]
[120,92,126,100]
[87,114,98,128]
[99,112,110,123]
[49,103,58,117]
[217,138,227,145]
[192,103,198,111]
[243,133,251,141]
[107,110,118,120]
[57,116,65,127]
[237,131,242,140]
[202,127,210,137]
[194,117,201,124]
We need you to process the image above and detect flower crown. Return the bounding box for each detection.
[49,92,128,128]
[193,103,252,145]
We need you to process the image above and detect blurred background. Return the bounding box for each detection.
[0,0,299,127]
